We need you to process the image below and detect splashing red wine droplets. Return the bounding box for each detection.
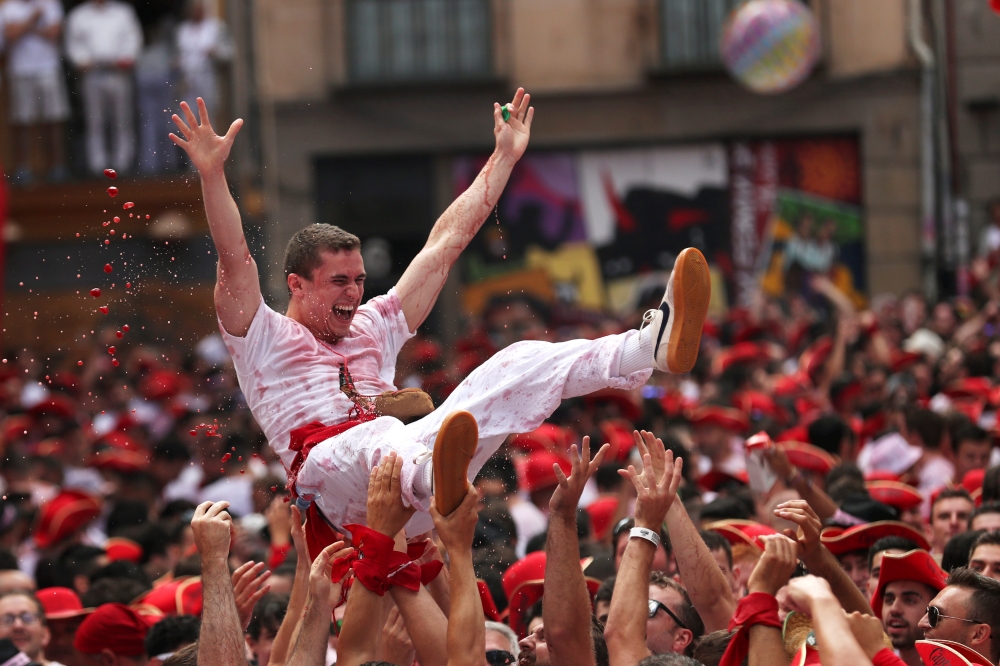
[99,306,108,314]
[221,453,232,463]
[104,264,112,273]
[107,187,118,197]
[90,288,101,297]
[123,202,134,210]
[108,347,115,355]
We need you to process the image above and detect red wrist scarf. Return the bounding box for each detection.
[718,592,782,666]
[327,524,442,597]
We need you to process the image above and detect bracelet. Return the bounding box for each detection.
[630,527,660,548]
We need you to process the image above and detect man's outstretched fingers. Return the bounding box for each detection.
[224,119,243,147]
[171,114,191,139]
[590,442,610,472]
[180,101,199,130]
[196,97,213,130]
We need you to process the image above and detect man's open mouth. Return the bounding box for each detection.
[886,618,909,631]
[333,304,356,321]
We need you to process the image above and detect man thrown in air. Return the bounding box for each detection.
[169,89,711,535]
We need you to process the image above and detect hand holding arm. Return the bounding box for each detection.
[764,448,839,521]
[288,542,354,666]
[431,487,484,666]
[380,607,416,666]
[191,502,246,666]
[746,535,799,666]
[395,89,534,331]
[169,98,259,337]
[368,453,417,538]
[545,438,609,666]
[604,447,683,666]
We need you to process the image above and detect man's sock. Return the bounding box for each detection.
[414,460,434,499]
[617,327,654,377]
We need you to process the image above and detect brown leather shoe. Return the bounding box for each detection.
[376,388,435,423]
[432,411,478,516]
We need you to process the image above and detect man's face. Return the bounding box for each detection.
[594,600,610,626]
[838,552,870,594]
[970,544,1000,582]
[709,547,738,598]
[972,512,1000,532]
[868,549,906,602]
[646,585,691,655]
[919,587,985,652]
[693,426,728,459]
[46,617,82,666]
[0,595,47,660]
[518,622,549,666]
[881,580,933,651]
[485,628,515,656]
[931,498,973,551]
[289,249,366,341]
[955,441,991,482]
[615,534,669,574]
[246,629,276,666]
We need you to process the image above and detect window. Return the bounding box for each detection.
[659,0,745,71]
[348,0,492,83]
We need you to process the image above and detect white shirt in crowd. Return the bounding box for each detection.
[65,0,142,69]
[176,16,230,79]
[0,0,62,76]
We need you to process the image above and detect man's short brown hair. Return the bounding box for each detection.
[283,224,361,289]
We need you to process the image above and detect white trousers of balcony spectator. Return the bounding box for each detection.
[294,331,652,536]
[179,66,218,120]
[137,77,178,175]
[82,68,135,174]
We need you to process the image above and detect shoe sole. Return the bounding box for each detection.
[432,411,479,516]
[666,248,711,374]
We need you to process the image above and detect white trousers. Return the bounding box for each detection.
[82,70,134,174]
[295,330,651,535]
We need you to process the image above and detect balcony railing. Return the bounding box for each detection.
[347,0,492,84]
[659,0,745,71]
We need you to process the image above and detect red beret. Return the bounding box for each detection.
[105,537,143,564]
[705,519,776,552]
[521,451,570,494]
[820,521,930,557]
[871,550,946,619]
[777,441,836,476]
[599,420,635,462]
[28,395,76,419]
[866,481,922,512]
[510,423,567,453]
[687,405,750,434]
[584,497,619,541]
[36,587,88,620]
[501,552,599,638]
[74,603,149,656]
[583,389,642,422]
[133,577,202,616]
[34,490,101,550]
[916,640,991,666]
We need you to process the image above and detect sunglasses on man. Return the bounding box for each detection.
[925,605,981,629]
[486,650,516,666]
[648,599,687,629]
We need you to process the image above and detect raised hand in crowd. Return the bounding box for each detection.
[286,540,353,666]
[231,560,271,630]
[844,611,891,661]
[268,505,312,666]
[745,534,800,666]
[605,436,683,666]
[545,437,610,666]
[785,576,874,666]
[431,486,485,666]
[381,607,417,666]
[368,452,417,538]
[775,500,872,615]
[190,501,245,666]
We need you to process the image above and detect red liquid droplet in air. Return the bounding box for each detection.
[125,282,131,289]
[104,264,112,273]
[112,359,119,367]
[122,325,130,332]
[221,453,232,462]
[992,0,1000,15]
[190,429,197,436]
[104,240,110,245]
[113,216,120,223]
[108,347,115,355]
[107,187,118,197]
[240,470,245,474]
[102,221,109,227]
[145,214,150,219]
[270,485,278,492]
[220,468,224,473]
[104,168,117,179]
[77,360,83,366]
[123,202,134,209]
[116,331,123,338]
[90,288,101,297]
[238,456,243,461]
[99,306,109,314]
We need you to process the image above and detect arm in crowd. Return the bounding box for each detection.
[745,535,799,666]
[631,437,736,633]
[169,98,260,337]
[604,440,683,666]
[544,437,610,666]
[431,487,486,666]
[786,576,873,666]
[418,537,451,615]
[267,505,311,666]
[395,89,533,332]
[764,448,840,522]
[191,501,247,666]
[232,560,271,633]
[287,542,352,666]
[776,500,872,615]
[954,298,999,348]
[381,608,416,666]
[388,568,450,666]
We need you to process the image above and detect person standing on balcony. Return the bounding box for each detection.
[65,0,143,176]
[176,0,231,125]
[0,0,70,185]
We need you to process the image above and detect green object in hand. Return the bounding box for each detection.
[501,105,511,122]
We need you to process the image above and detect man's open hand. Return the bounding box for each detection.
[367,452,416,537]
[192,501,234,563]
[307,541,354,609]
[550,437,609,517]
[494,88,533,163]
[232,561,271,630]
[169,98,243,176]
[784,575,836,616]
[431,486,479,554]
[619,445,682,532]
[748,534,800,597]
[774,500,824,567]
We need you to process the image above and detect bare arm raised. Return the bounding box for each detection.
[169,98,259,337]
[395,88,534,332]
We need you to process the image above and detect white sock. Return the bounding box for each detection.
[413,460,434,499]
[617,327,654,376]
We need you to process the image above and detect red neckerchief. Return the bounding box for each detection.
[327,524,442,598]
[872,648,908,666]
[718,592,781,666]
[287,418,376,497]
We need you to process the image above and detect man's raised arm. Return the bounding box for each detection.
[170,97,261,337]
[395,88,534,332]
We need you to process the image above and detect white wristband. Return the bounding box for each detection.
[630,527,660,548]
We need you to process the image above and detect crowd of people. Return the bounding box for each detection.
[0,0,230,184]
[0,259,996,666]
